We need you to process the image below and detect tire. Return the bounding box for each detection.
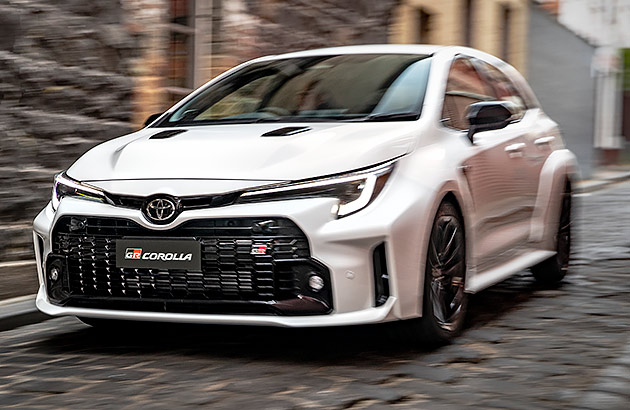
[408,200,468,345]
[531,179,572,284]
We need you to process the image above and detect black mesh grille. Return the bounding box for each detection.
[49,216,331,314]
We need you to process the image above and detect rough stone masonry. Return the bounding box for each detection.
[0,0,160,263]
[0,0,400,265]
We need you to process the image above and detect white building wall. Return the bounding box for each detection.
[557,0,628,153]
[559,0,630,47]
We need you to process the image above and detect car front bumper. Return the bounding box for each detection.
[33,175,433,327]
[35,285,397,327]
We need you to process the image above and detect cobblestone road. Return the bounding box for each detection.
[1,182,629,409]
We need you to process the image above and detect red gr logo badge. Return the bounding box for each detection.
[125,248,142,260]
[251,244,268,255]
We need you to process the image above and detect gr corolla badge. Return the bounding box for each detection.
[33,45,577,343]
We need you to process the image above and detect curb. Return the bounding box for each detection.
[0,172,629,332]
[575,172,630,194]
[0,295,50,332]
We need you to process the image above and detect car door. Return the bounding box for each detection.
[442,56,531,273]
[474,60,547,216]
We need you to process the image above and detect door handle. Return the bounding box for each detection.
[534,136,555,145]
[505,143,526,152]
[505,142,525,158]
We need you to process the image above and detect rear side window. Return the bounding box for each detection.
[441,57,496,130]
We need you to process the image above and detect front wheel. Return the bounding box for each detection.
[412,201,468,345]
[531,179,572,283]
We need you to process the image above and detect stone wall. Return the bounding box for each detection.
[0,0,400,263]
[0,0,166,261]
[204,0,401,79]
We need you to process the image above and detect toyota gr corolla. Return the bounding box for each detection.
[33,45,577,343]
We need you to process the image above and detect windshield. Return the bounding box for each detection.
[159,54,432,126]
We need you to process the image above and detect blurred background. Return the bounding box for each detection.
[0,0,629,298]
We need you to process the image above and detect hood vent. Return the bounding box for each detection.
[261,126,312,137]
[149,129,187,139]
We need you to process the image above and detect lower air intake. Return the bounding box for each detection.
[49,216,332,315]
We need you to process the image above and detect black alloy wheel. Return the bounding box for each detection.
[417,200,468,344]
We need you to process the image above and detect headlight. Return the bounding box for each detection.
[51,173,107,211]
[237,161,394,217]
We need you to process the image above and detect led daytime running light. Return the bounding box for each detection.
[52,173,106,210]
[238,161,394,217]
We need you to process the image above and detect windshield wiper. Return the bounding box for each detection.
[252,116,285,123]
[352,112,420,122]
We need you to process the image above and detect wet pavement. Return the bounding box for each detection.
[0,182,629,409]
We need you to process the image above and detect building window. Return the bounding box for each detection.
[417,9,432,44]
[167,0,196,106]
[501,5,511,61]
[463,0,474,46]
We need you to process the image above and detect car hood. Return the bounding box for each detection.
[68,122,417,185]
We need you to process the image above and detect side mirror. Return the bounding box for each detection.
[465,101,514,142]
[144,113,163,127]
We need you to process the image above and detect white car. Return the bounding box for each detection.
[33,45,577,343]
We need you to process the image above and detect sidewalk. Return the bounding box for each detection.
[576,164,630,193]
[1,164,629,332]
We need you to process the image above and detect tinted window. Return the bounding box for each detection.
[441,57,496,130]
[474,60,526,119]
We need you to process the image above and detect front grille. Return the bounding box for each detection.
[49,216,332,315]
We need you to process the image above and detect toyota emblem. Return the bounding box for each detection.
[145,197,177,223]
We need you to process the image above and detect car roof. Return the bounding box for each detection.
[268,44,446,59]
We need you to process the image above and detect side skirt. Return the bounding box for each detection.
[465,249,556,293]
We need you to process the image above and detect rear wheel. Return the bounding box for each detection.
[531,179,572,283]
[410,201,468,345]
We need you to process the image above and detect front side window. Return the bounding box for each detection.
[159,54,432,126]
[441,57,496,130]
[473,60,526,119]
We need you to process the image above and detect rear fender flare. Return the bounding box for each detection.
[529,149,578,247]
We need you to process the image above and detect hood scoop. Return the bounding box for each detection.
[261,126,312,137]
[149,129,187,139]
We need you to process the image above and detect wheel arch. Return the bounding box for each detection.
[529,149,578,247]
[416,182,470,318]
[440,191,467,261]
